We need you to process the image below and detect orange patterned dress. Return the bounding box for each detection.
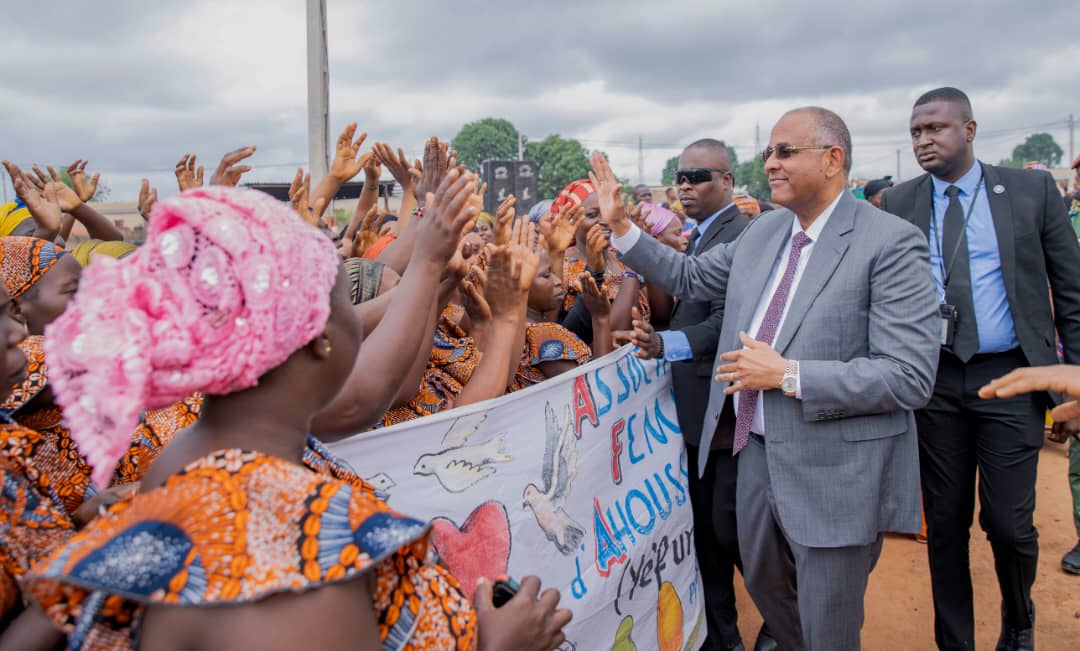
[5,334,203,516]
[561,247,651,323]
[22,436,477,651]
[561,246,625,312]
[382,311,479,427]
[12,395,203,517]
[509,323,592,392]
[0,424,74,621]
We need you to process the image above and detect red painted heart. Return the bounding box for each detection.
[431,501,511,599]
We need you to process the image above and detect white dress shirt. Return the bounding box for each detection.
[610,190,847,436]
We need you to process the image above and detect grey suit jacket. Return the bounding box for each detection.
[620,190,940,548]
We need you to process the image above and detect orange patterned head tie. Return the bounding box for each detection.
[0,236,66,299]
[2,334,48,412]
[550,179,596,218]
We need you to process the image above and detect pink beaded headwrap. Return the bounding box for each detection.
[43,186,339,487]
[641,202,678,237]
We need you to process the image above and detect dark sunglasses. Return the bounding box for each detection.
[674,168,730,185]
[760,143,835,162]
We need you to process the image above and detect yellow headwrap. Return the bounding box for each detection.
[0,201,32,236]
[69,239,137,267]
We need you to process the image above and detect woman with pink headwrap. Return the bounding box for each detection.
[639,202,688,253]
[20,179,571,650]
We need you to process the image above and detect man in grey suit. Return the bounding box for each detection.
[589,107,940,650]
[619,138,769,651]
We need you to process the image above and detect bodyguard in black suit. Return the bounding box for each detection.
[881,87,1080,651]
[618,139,768,651]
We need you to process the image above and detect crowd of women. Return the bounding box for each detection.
[0,123,700,650]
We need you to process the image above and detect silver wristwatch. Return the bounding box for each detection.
[781,359,799,397]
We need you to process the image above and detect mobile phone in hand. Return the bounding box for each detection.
[491,576,520,608]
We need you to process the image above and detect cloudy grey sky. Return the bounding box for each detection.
[2,0,1077,202]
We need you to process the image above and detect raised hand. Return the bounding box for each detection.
[626,200,651,230]
[493,195,516,246]
[373,142,419,193]
[67,159,101,202]
[209,146,256,187]
[329,123,371,182]
[539,203,579,254]
[577,271,612,318]
[31,165,82,212]
[351,205,386,258]
[138,179,158,222]
[461,265,492,327]
[506,217,540,293]
[287,168,327,227]
[175,154,204,191]
[415,137,452,203]
[412,166,479,265]
[484,245,526,317]
[588,151,631,236]
[584,223,609,273]
[4,161,62,238]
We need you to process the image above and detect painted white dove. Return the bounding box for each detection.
[523,402,584,555]
[414,412,512,493]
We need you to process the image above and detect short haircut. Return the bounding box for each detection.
[633,184,650,190]
[914,87,973,120]
[784,107,853,173]
[683,139,732,168]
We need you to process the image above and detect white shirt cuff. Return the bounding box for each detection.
[609,224,642,253]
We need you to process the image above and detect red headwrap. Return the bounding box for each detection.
[550,179,596,217]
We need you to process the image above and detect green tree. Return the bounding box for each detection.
[524,135,592,200]
[451,118,521,171]
[661,156,679,185]
[1000,132,1064,168]
[734,155,769,200]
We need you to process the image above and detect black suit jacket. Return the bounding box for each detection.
[669,203,749,447]
[881,163,1080,406]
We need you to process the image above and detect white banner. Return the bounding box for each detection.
[330,346,704,651]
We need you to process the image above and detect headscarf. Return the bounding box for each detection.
[550,179,596,217]
[0,201,31,237]
[733,195,761,215]
[641,202,678,237]
[0,236,67,299]
[343,257,385,304]
[528,199,553,224]
[2,335,48,412]
[69,239,138,267]
[43,186,339,487]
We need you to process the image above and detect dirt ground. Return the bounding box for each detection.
[732,443,1080,650]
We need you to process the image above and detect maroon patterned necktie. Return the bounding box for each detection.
[733,231,813,454]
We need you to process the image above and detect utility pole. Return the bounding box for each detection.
[518,132,524,161]
[896,149,901,182]
[638,135,644,185]
[306,0,330,183]
[754,122,761,156]
[1069,113,1075,164]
